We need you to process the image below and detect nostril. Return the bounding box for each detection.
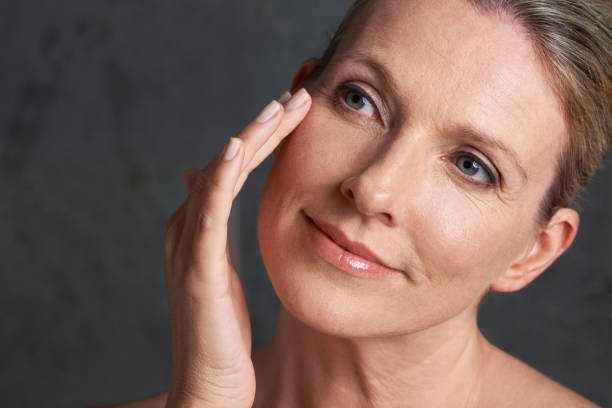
[340,176,395,226]
[380,212,393,225]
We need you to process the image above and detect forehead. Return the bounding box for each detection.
[331,0,567,190]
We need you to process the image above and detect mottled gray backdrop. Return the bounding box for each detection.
[1,1,610,407]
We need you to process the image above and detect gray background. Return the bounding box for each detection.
[0,1,610,407]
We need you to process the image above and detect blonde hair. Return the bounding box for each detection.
[311,0,612,224]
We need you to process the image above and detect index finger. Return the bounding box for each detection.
[240,88,311,175]
[232,89,312,196]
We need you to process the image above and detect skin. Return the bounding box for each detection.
[105,0,598,407]
[254,0,591,406]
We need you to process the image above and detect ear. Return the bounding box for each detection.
[291,57,320,92]
[491,208,580,292]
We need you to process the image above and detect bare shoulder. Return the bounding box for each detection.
[96,391,168,408]
[479,344,599,407]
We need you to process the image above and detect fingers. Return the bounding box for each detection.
[184,138,245,266]
[233,89,312,196]
[182,169,200,194]
[186,89,310,200]
[238,88,311,169]
[178,89,311,268]
[164,201,187,259]
[231,99,285,172]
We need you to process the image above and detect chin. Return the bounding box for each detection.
[272,272,394,338]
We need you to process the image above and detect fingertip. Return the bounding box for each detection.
[255,100,284,124]
[284,88,311,111]
[223,137,243,161]
[277,91,292,104]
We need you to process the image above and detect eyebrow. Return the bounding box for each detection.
[331,52,529,183]
[332,51,404,99]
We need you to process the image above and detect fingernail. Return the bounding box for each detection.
[278,91,292,104]
[255,100,282,123]
[224,137,241,161]
[285,88,309,111]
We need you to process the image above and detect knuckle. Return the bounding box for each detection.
[196,167,226,194]
[197,209,216,232]
[164,245,191,281]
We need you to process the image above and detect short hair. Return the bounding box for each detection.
[309,0,612,225]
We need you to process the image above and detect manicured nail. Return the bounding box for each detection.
[255,100,282,123]
[224,137,241,161]
[278,91,292,104]
[285,88,309,111]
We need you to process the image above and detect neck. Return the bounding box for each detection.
[253,305,492,408]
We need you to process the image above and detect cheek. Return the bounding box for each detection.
[259,105,338,215]
[278,100,368,185]
[409,183,527,289]
[257,105,340,268]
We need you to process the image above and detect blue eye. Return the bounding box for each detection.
[455,155,495,185]
[342,85,377,118]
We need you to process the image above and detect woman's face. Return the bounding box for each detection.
[258,0,567,337]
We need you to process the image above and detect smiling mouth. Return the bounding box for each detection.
[303,211,405,279]
[312,219,348,250]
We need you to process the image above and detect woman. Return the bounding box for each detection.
[112,0,611,406]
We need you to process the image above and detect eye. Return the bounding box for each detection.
[340,84,378,119]
[454,154,496,185]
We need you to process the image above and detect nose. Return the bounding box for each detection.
[340,153,401,227]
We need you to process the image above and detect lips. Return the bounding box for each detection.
[304,211,404,275]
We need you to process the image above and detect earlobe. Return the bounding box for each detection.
[291,57,320,92]
[491,208,580,293]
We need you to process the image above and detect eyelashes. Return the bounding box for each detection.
[341,84,377,114]
[446,151,498,187]
[334,82,383,124]
[330,80,500,188]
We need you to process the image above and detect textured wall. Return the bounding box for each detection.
[0,1,610,407]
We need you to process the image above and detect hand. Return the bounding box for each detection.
[163,89,312,408]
